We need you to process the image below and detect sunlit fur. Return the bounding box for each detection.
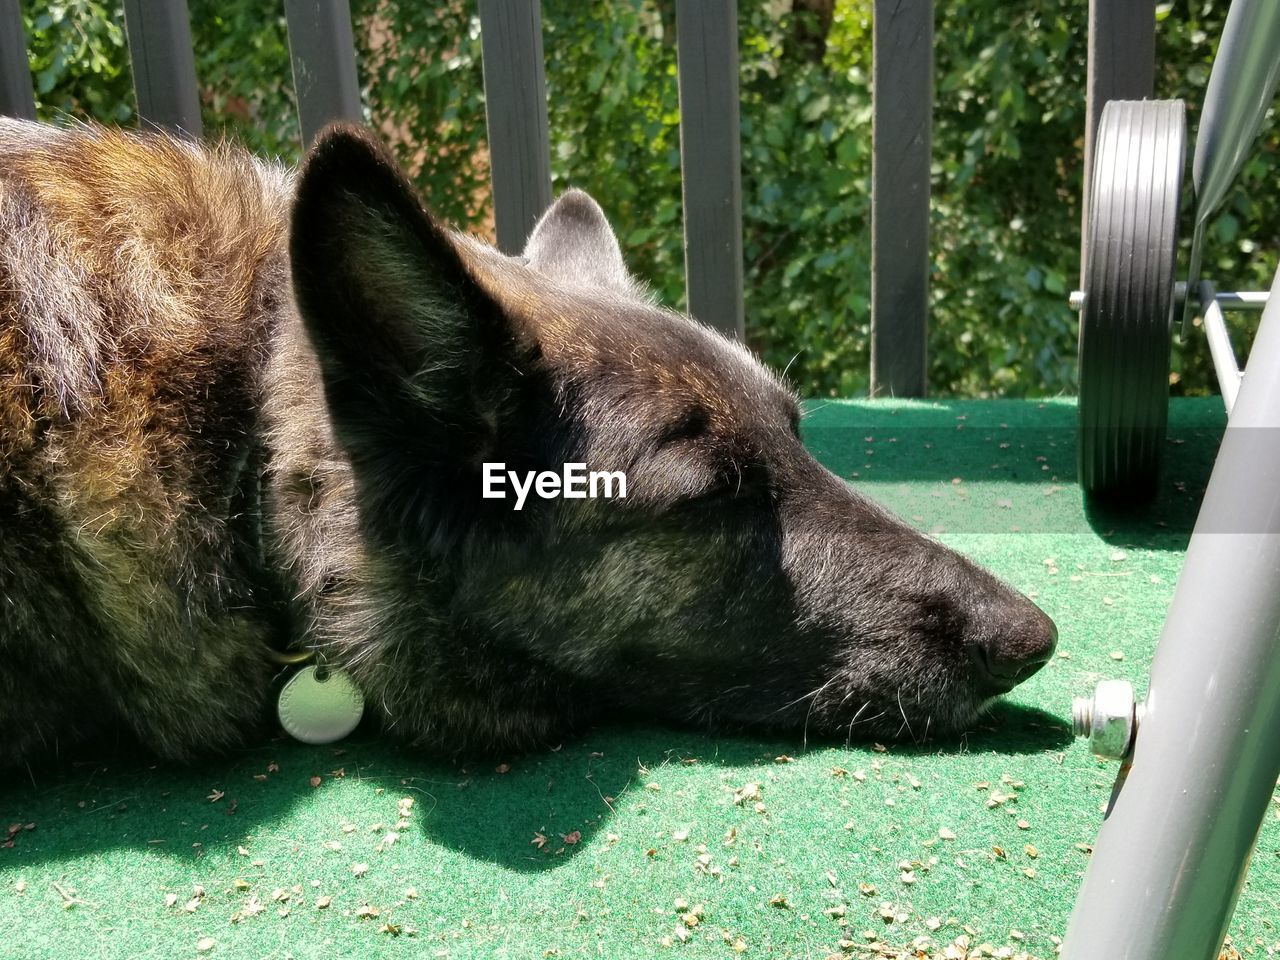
[0,120,1055,765]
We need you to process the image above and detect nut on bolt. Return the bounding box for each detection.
[1072,679,1140,760]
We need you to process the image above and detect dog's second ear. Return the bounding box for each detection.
[522,189,635,294]
[289,124,519,547]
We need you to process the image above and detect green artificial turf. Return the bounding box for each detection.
[3,398,1277,960]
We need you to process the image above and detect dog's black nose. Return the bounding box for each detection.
[968,606,1058,693]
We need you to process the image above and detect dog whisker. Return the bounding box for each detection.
[845,699,877,747]
[896,687,916,743]
[765,677,831,721]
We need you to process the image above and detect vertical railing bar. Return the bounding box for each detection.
[1080,0,1155,284]
[122,0,203,138]
[284,0,363,147]
[0,0,36,120]
[870,0,933,397]
[477,0,553,255]
[675,0,745,339]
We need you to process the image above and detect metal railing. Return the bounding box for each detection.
[0,0,1156,397]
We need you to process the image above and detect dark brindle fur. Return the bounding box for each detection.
[0,119,1055,765]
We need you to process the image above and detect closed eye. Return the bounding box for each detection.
[657,407,710,448]
[682,459,766,507]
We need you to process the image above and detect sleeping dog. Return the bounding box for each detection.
[0,120,1055,763]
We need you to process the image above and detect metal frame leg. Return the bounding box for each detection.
[1061,264,1280,958]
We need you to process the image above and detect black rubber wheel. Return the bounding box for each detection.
[1078,99,1186,500]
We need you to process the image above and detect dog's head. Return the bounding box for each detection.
[288,126,1056,749]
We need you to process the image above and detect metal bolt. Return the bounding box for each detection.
[1072,679,1140,760]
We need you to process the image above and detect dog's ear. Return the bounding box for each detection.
[522,189,634,293]
[290,124,521,546]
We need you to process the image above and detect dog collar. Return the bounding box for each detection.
[230,436,363,742]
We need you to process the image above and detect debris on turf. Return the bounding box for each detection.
[733,782,761,806]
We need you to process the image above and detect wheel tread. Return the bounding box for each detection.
[1079,99,1185,499]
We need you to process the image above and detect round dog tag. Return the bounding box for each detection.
[277,665,365,744]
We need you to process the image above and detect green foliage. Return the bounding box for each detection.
[544,2,684,303]
[737,2,876,396]
[17,0,1280,398]
[24,1,133,123]
[928,4,1086,396]
[350,1,489,229]
[188,2,297,158]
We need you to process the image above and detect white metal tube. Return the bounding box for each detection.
[1069,289,1268,312]
[1202,295,1243,414]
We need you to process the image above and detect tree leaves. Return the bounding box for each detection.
[23,0,1277,397]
